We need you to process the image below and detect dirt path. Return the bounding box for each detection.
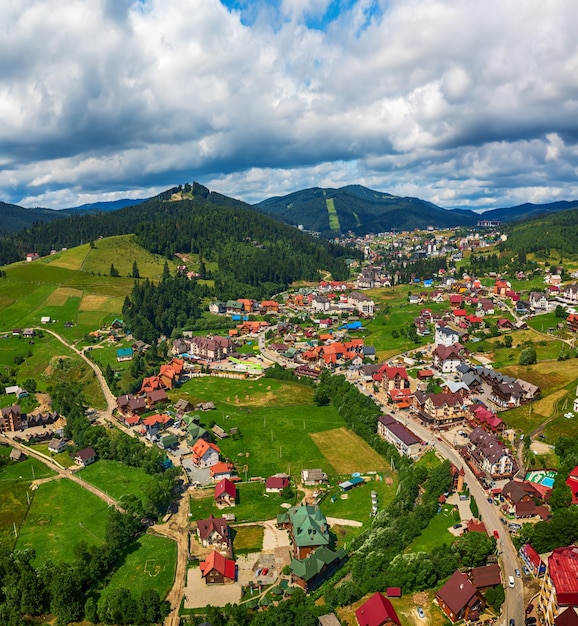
[151,494,190,626]
[1,436,124,511]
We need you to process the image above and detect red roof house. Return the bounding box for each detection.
[215,478,236,507]
[199,550,236,584]
[355,592,401,626]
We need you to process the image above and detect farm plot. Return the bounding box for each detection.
[102,534,177,599]
[16,478,109,565]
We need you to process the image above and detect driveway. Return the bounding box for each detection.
[181,460,210,485]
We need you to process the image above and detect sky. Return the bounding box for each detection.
[2,0,578,211]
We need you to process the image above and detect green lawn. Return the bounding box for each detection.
[190,481,297,523]
[78,460,157,504]
[16,478,109,565]
[231,525,265,554]
[102,534,177,600]
[318,475,398,523]
[28,443,75,468]
[0,332,106,408]
[406,503,457,553]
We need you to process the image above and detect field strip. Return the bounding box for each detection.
[310,427,390,474]
[326,198,340,231]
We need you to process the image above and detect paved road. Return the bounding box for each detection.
[395,412,524,626]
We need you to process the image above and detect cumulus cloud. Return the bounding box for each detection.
[1,0,578,209]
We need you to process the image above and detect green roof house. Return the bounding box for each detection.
[284,505,330,559]
[290,546,347,592]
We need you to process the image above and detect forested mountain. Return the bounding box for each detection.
[482,200,578,223]
[60,198,146,214]
[0,183,356,308]
[0,201,66,237]
[501,207,578,256]
[255,185,479,235]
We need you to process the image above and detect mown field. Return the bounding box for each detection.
[101,534,177,600]
[15,478,110,565]
[478,328,569,368]
[406,503,457,553]
[0,235,177,342]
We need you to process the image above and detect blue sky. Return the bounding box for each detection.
[1,0,578,210]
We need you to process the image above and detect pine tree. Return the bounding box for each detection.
[110,263,119,277]
[132,260,140,279]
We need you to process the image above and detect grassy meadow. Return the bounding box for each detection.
[169,377,347,479]
[15,478,110,565]
[78,459,157,504]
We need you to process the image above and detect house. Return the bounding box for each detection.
[191,440,220,468]
[348,291,375,316]
[9,448,26,462]
[146,388,169,409]
[199,550,236,584]
[538,546,578,626]
[467,564,501,590]
[530,292,549,310]
[291,547,347,593]
[377,414,422,459]
[468,427,515,479]
[210,461,235,481]
[435,569,486,623]
[567,314,578,333]
[26,252,40,262]
[75,447,96,467]
[116,347,134,362]
[0,405,23,433]
[196,514,230,550]
[432,344,465,373]
[48,438,67,454]
[413,391,466,430]
[376,365,409,392]
[355,592,401,626]
[214,478,236,507]
[278,504,330,559]
[520,543,546,578]
[565,466,578,504]
[435,325,460,347]
[174,398,193,414]
[159,434,179,450]
[266,474,290,493]
[301,468,328,486]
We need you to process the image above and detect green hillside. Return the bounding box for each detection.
[256,184,479,235]
[502,207,578,256]
[0,235,177,341]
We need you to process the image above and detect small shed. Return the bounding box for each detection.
[338,476,365,492]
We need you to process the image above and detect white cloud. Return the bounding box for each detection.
[1,0,578,209]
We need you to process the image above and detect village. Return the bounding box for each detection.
[3,226,578,626]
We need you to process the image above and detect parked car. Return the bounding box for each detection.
[510,620,515,626]
[508,576,515,588]
[261,568,269,576]
[256,569,261,576]
[526,604,534,614]
[453,523,462,529]
[515,569,521,577]
[525,618,537,625]
[417,608,425,619]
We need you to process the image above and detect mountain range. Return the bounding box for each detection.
[2,184,578,238]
